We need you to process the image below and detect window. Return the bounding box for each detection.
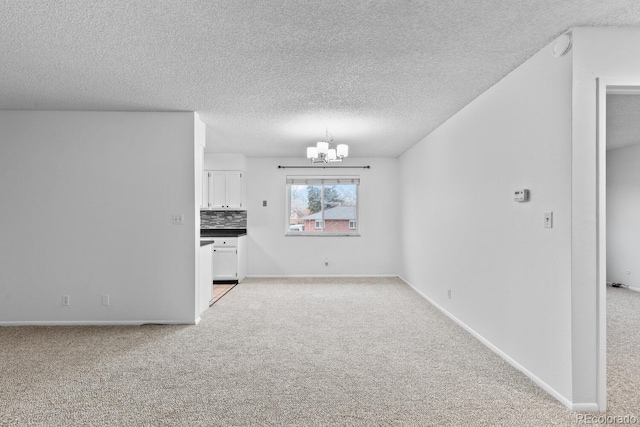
[287,176,359,236]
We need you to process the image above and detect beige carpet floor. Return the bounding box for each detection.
[0,277,638,426]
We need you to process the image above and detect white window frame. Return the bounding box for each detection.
[286,175,360,237]
[349,220,356,229]
[315,220,323,229]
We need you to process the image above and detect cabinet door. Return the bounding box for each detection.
[211,172,227,209]
[226,172,243,209]
[237,235,247,282]
[197,148,205,209]
[212,247,238,280]
[202,171,210,208]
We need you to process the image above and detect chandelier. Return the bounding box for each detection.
[306,131,348,164]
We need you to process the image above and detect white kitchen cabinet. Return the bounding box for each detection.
[210,236,247,283]
[237,235,246,282]
[202,170,244,210]
[212,247,238,281]
[210,172,227,208]
[197,146,205,209]
[225,172,243,209]
[201,171,207,209]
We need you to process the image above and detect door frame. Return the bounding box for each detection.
[595,78,640,411]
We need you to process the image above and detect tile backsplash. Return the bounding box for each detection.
[201,210,247,229]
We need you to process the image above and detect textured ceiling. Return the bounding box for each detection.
[2,1,640,157]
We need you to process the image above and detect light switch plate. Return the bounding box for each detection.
[544,212,553,228]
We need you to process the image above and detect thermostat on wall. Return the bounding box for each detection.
[514,189,530,202]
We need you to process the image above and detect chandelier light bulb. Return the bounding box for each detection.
[336,144,348,158]
[317,141,329,155]
[328,148,337,161]
[307,147,318,159]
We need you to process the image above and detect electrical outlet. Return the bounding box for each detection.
[263,200,267,207]
[62,295,70,306]
[514,189,530,202]
[102,295,110,306]
[447,289,452,299]
[172,214,184,225]
[325,259,329,267]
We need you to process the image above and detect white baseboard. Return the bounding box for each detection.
[0,319,196,327]
[607,282,640,293]
[571,403,600,412]
[398,276,595,412]
[245,274,399,279]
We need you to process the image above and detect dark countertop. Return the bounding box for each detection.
[200,228,247,238]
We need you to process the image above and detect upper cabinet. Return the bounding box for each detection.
[202,170,244,210]
[224,172,243,209]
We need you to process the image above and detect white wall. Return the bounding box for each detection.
[245,157,400,276]
[194,114,207,320]
[399,37,574,406]
[204,153,247,170]
[607,144,640,291]
[0,111,198,325]
[571,27,640,409]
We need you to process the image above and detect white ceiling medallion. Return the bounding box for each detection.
[552,33,572,57]
[306,130,349,164]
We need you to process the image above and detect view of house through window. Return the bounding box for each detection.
[287,177,359,235]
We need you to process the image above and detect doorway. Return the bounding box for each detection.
[596,81,640,412]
